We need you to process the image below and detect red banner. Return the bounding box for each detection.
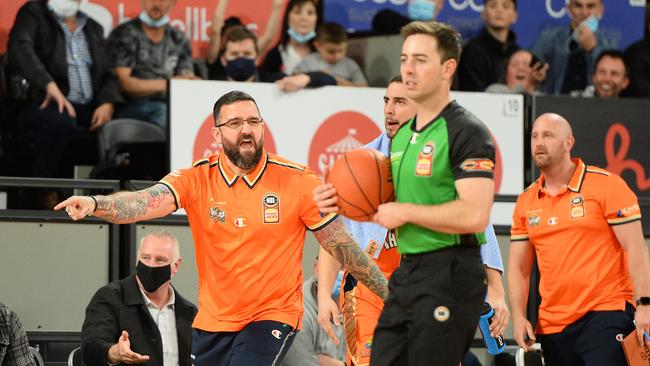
[0,0,280,58]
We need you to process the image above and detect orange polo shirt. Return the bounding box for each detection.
[511,158,640,334]
[160,150,336,332]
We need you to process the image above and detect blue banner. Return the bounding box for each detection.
[324,0,646,49]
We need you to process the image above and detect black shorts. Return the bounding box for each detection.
[191,320,296,366]
[370,245,486,366]
[538,302,635,366]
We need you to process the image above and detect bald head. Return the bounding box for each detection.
[533,113,574,139]
[531,113,575,170]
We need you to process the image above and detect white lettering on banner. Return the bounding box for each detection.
[546,0,568,19]
[448,0,484,12]
[629,0,645,6]
[171,7,211,42]
[117,3,131,24]
[352,0,408,4]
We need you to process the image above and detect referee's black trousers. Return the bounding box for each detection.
[370,245,486,366]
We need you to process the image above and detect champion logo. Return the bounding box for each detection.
[271,330,282,339]
[234,217,247,228]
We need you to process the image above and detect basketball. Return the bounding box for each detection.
[327,148,394,222]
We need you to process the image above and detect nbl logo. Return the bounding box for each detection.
[264,194,279,207]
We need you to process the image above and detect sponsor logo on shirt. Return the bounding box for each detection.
[263,192,280,224]
[570,195,586,219]
[271,330,282,339]
[617,203,640,217]
[460,158,495,172]
[527,215,540,227]
[209,207,226,223]
[415,142,435,177]
[234,217,247,228]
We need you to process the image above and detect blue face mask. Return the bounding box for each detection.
[572,15,599,42]
[407,0,437,21]
[331,271,344,299]
[139,11,170,28]
[225,57,257,81]
[287,27,316,44]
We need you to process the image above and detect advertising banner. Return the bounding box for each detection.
[324,0,646,49]
[170,80,525,225]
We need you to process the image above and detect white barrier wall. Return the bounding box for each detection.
[170,80,524,225]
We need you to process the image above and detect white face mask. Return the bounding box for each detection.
[48,0,80,18]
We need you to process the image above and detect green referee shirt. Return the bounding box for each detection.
[390,101,496,254]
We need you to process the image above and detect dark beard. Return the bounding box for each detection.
[222,136,263,170]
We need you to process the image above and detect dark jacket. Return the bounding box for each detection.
[6,1,122,105]
[625,36,650,97]
[457,27,520,92]
[81,275,197,366]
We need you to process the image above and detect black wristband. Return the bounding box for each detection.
[89,196,98,213]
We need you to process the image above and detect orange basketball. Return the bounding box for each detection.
[327,148,394,222]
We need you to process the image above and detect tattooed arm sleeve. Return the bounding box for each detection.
[313,216,389,300]
[94,184,177,224]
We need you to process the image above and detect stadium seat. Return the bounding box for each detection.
[29,345,45,366]
[67,346,82,366]
[91,118,167,181]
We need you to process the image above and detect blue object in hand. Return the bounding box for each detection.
[478,303,506,355]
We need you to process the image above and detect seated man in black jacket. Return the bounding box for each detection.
[6,0,122,179]
[81,230,197,366]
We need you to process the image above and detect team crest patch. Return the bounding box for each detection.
[263,193,280,224]
[460,159,495,172]
[415,142,435,177]
[209,207,226,223]
[527,215,540,227]
[570,195,585,219]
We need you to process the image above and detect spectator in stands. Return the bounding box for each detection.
[108,0,197,129]
[262,0,318,75]
[457,0,521,92]
[573,50,629,98]
[215,25,337,88]
[206,0,284,80]
[0,302,36,366]
[624,5,650,97]
[81,230,197,366]
[486,49,546,95]
[372,0,444,34]
[290,22,368,88]
[282,259,346,366]
[6,0,122,179]
[532,0,614,95]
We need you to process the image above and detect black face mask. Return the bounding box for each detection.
[224,57,257,81]
[136,261,171,292]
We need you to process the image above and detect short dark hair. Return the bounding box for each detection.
[484,0,517,9]
[316,22,348,44]
[400,21,462,64]
[595,49,629,77]
[224,25,259,55]
[388,75,403,85]
[212,91,260,126]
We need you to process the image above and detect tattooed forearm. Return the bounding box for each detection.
[94,184,175,224]
[314,217,389,300]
